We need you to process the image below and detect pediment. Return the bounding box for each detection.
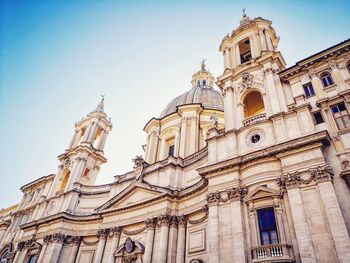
[244,186,280,201]
[97,182,165,211]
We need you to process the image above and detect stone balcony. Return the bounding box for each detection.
[243,113,267,126]
[251,243,293,262]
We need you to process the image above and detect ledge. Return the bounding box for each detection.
[197,131,330,176]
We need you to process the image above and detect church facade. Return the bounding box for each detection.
[1,14,350,263]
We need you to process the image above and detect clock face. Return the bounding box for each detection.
[125,238,134,253]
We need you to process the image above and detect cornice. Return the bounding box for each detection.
[279,39,350,80]
[197,131,329,176]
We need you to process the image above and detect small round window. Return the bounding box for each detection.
[250,134,260,143]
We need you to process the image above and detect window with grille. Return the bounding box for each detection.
[257,207,279,245]
[331,103,350,129]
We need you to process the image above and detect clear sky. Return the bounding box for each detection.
[0,0,349,208]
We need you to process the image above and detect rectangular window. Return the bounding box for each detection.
[168,145,175,156]
[313,112,324,125]
[331,102,350,130]
[257,207,279,245]
[303,83,315,98]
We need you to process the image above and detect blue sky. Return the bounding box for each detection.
[0,0,349,208]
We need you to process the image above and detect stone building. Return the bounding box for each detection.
[1,13,350,263]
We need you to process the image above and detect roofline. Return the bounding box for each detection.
[279,38,350,78]
[20,174,55,191]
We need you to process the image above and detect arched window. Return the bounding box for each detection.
[197,80,200,87]
[59,169,70,191]
[203,80,206,87]
[320,72,334,87]
[243,91,265,118]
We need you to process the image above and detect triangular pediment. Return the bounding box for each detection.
[244,186,280,201]
[97,182,166,211]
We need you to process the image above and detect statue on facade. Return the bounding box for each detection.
[96,94,105,112]
[210,112,219,129]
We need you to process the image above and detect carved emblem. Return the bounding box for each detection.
[125,237,135,253]
[237,73,262,93]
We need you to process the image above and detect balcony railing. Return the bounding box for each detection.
[252,243,293,262]
[243,113,267,126]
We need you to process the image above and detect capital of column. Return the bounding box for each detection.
[228,186,248,201]
[158,214,172,226]
[97,228,110,240]
[144,217,157,229]
[110,226,122,238]
[177,215,187,227]
[50,233,66,243]
[206,191,221,206]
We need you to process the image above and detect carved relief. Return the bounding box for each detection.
[277,165,333,190]
[237,73,263,94]
[207,186,248,205]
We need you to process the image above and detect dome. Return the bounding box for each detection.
[160,61,224,118]
[160,86,224,118]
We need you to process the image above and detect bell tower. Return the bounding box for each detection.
[48,96,113,197]
[217,12,287,131]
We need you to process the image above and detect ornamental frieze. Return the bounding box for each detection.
[206,186,248,205]
[277,165,333,190]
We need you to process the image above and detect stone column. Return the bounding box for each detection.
[68,130,79,149]
[167,216,178,263]
[259,29,267,51]
[223,86,235,131]
[206,193,220,263]
[156,214,170,263]
[264,66,281,115]
[179,118,187,158]
[97,129,108,150]
[107,227,121,263]
[235,44,241,66]
[143,218,156,263]
[309,70,324,99]
[87,122,98,143]
[44,234,65,263]
[248,203,258,247]
[93,228,109,263]
[174,131,180,157]
[274,199,286,243]
[189,116,198,155]
[81,123,92,142]
[176,215,187,263]
[330,61,346,91]
[36,239,49,263]
[286,186,316,262]
[229,187,247,262]
[318,179,350,262]
[224,48,231,69]
[146,131,159,163]
[67,236,81,263]
[230,47,237,68]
